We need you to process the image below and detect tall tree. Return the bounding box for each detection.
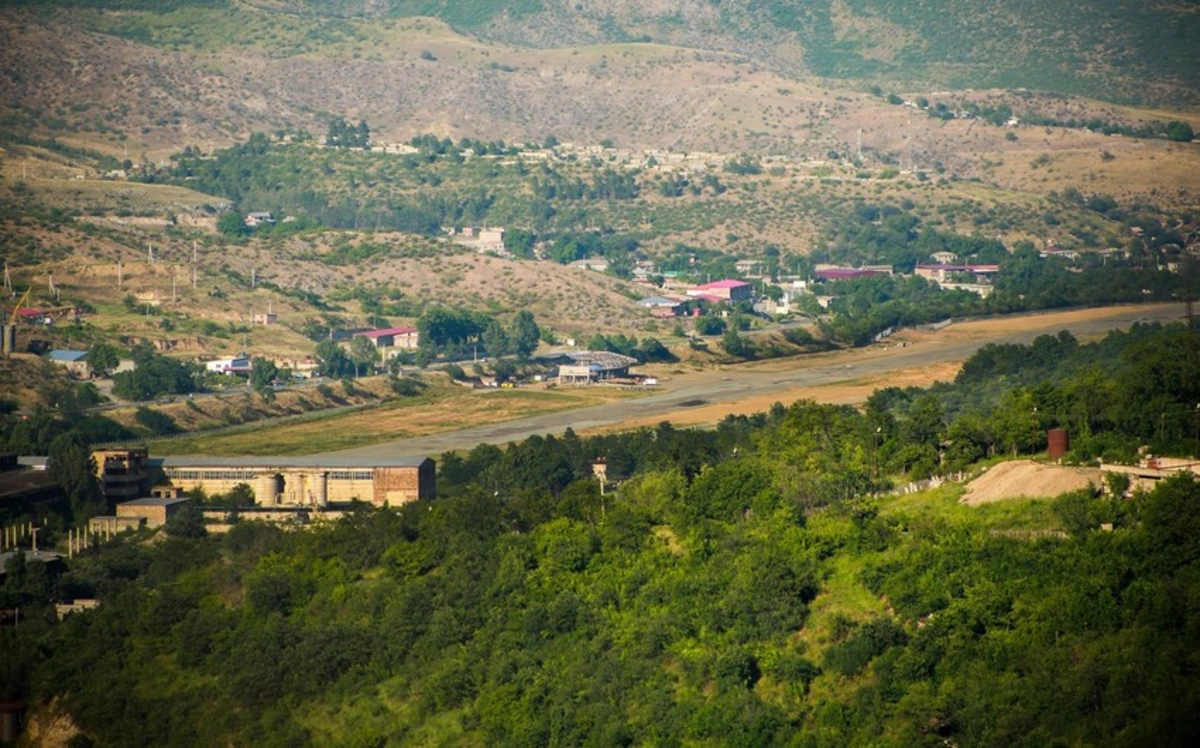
[509,311,540,358]
[48,432,102,520]
[86,342,120,378]
[481,320,511,358]
[250,357,279,396]
[348,336,380,378]
[315,340,353,379]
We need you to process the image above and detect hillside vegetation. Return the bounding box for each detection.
[3,323,1200,745]
[12,0,1199,108]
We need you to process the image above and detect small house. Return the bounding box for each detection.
[688,279,753,303]
[353,326,420,351]
[205,356,251,374]
[47,350,90,378]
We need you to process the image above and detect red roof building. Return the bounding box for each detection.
[352,326,420,350]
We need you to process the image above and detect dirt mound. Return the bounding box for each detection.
[962,460,1101,505]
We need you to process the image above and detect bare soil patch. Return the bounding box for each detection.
[962,460,1101,505]
[603,361,961,432]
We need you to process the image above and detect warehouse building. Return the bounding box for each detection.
[153,455,435,508]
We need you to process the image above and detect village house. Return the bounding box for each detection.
[930,251,957,264]
[205,356,251,374]
[449,226,506,254]
[814,267,885,282]
[47,350,90,378]
[734,259,769,278]
[637,295,688,318]
[244,212,275,227]
[914,264,1000,284]
[15,308,48,325]
[353,326,420,354]
[570,258,610,273]
[687,279,753,303]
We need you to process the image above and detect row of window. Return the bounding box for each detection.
[328,470,374,481]
[166,468,258,481]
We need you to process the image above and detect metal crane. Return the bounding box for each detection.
[1,286,32,355]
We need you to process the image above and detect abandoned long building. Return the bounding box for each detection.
[153,455,435,507]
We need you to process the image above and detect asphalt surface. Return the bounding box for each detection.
[332,303,1187,457]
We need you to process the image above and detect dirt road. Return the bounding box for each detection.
[332,303,1185,457]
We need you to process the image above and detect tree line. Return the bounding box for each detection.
[3,319,1199,745]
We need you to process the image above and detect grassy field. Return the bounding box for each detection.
[146,383,643,456]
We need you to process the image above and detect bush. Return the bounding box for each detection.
[390,377,426,397]
[695,316,726,336]
[134,407,179,435]
[165,503,207,538]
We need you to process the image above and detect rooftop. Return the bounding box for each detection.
[0,468,59,501]
[48,350,89,362]
[153,455,431,469]
[637,296,683,307]
[563,351,639,371]
[815,268,884,280]
[353,326,418,340]
[916,264,1001,272]
[694,279,751,290]
[118,496,193,507]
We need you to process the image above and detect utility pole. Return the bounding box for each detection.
[1193,403,1199,459]
[873,426,881,481]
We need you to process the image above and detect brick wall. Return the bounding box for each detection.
[372,460,435,506]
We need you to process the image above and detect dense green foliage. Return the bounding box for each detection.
[808,203,1198,345]
[3,322,1199,744]
[111,342,199,401]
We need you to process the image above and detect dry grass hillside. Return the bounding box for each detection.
[2,6,1198,206]
[1,209,652,363]
[1,2,1198,374]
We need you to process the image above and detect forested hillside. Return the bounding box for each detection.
[3,322,1199,745]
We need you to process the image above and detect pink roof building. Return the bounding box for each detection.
[353,326,420,350]
[687,279,753,302]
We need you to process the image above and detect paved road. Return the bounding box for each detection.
[332,303,1186,457]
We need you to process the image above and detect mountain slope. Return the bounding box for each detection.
[258,0,1200,106]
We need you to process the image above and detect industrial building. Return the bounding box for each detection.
[153,455,435,508]
[117,496,193,527]
[555,351,640,384]
[93,447,151,501]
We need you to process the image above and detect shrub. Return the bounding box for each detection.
[134,407,179,435]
